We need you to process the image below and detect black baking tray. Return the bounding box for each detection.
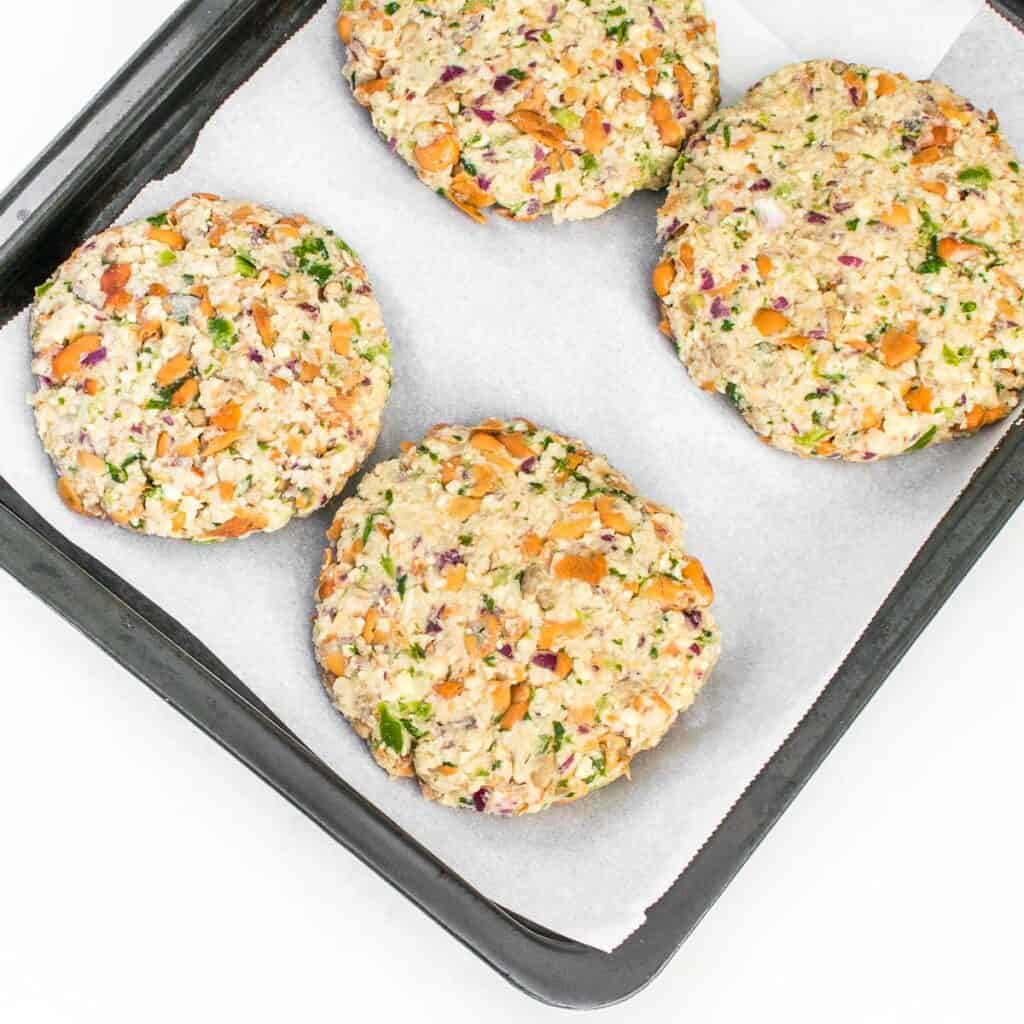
[2,0,1024,1008]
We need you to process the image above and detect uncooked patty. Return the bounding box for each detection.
[30,195,392,539]
[313,418,721,815]
[338,0,719,223]
[654,59,1024,460]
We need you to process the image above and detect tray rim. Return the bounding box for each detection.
[2,0,1024,1008]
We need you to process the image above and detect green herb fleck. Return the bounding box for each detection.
[398,700,431,719]
[307,263,332,286]
[553,721,567,753]
[292,236,333,285]
[943,344,973,365]
[234,250,258,278]
[916,234,946,275]
[145,371,193,410]
[401,718,426,740]
[958,165,993,188]
[796,426,831,447]
[378,704,405,755]
[208,316,237,349]
[552,107,581,132]
[605,19,632,44]
[724,382,745,409]
[583,752,606,784]
[361,512,379,545]
[905,425,938,452]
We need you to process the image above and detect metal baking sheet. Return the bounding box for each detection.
[2,0,1023,1006]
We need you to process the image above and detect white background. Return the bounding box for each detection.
[1,4,1021,1021]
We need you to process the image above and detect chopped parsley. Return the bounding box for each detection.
[552,721,567,753]
[916,233,946,275]
[292,235,333,285]
[724,381,745,409]
[605,18,632,43]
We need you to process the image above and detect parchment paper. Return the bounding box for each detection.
[2,1,1015,951]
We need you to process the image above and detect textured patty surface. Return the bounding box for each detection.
[339,0,719,223]
[655,60,1024,460]
[30,195,392,539]
[313,418,720,815]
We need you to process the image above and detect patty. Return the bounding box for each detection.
[30,195,392,539]
[313,418,721,815]
[338,0,719,223]
[654,59,1024,460]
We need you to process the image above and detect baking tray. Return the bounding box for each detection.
[2,0,1023,1008]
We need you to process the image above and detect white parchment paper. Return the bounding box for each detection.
[3,1,1017,951]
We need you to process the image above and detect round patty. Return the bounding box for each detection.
[313,418,721,815]
[654,59,1024,461]
[30,195,392,539]
[338,0,719,223]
